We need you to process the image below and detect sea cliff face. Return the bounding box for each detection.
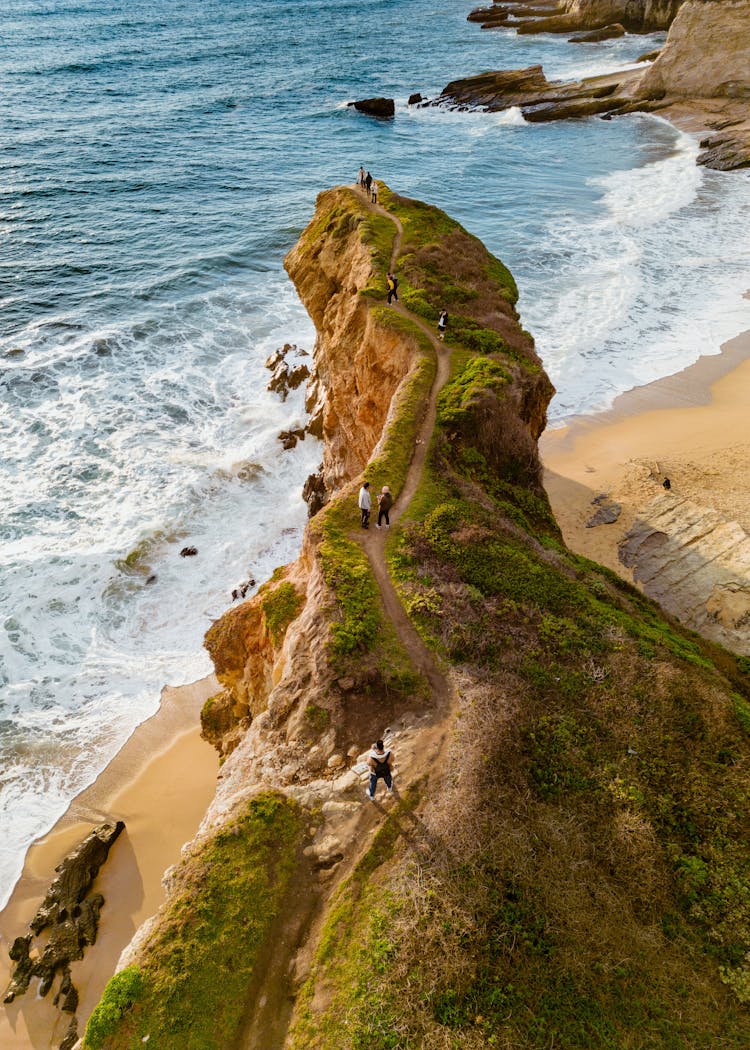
[85,187,750,1050]
[638,0,750,98]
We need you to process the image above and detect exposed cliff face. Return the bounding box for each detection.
[284,190,419,495]
[449,0,750,169]
[637,0,750,98]
[564,0,682,30]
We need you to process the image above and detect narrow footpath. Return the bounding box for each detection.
[241,187,457,1050]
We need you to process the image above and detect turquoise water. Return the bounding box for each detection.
[1,0,749,905]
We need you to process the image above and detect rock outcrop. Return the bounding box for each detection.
[440,0,750,169]
[467,0,683,33]
[637,0,750,100]
[4,822,124,1047]
[619,492,750,653]
[85,187,750,1050]
[347,97,395,118]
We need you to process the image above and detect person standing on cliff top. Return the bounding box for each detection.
[366,739,394,800]
[358,165,365,188]
[371,179,378,204]
[365,171,372,196]
[359,481,371,529]
[387,272,399,305]
[376,485,392,529]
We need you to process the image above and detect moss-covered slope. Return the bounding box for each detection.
[286,190,750,1049]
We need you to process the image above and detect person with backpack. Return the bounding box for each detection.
[376,485,393,528]
[387,272,399,305]
[438,308,448,341]
[366,739,394,799]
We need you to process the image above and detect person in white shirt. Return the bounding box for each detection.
[366,740,394,799]
[358,481,371,529]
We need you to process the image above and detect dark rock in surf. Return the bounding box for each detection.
[408,92,424,105]
[348,97,395,118]
[180,546,198,557]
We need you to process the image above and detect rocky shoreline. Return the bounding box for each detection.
[427,0,750,170]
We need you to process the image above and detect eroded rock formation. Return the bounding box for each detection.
[4,822,123,1048]
[619,492,750,652]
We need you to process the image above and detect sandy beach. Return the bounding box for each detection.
[542,315,750,638]
[0,675,219,1050]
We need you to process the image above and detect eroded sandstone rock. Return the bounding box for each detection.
[569,21,625,40]
[3,822,123,1043]
[618,493,750,653]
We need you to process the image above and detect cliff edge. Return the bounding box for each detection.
[82,186,750,1050]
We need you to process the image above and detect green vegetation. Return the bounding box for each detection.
[288,788,421,1050]
[289,187,750,1046]
[376,186,538,373]
[83,967,144,1050]
[261,580,304,645]
[86,793,302,1050]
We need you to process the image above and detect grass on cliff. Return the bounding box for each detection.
[377,185,542,372]
[291,204,750,1043]
[83,793,302,1050]
[312,301,434,697]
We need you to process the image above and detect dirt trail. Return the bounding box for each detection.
[244,188,456,1050]
[361,191,453,709]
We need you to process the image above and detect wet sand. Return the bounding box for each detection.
[0,675,219,1050]
[542,322,750,581]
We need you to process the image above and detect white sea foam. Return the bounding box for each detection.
[522,116,750,421]
[0,271,321,907]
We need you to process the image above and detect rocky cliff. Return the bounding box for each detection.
[468,0,683,34]
[83,187,750,1050]
[638,0,750,99]
[446,0,750,169]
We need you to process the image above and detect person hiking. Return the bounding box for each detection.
[438,308,448,341]
[365,171,372,195]
[358,165,366,188]
[358,481,371,529]
[366,739,394,799]
[376,485,393,528]
[371,178,378,204]
[387,272,399,305]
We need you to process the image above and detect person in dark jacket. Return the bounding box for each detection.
[376,485,393,528]
[387,272,399,305]
[437,308,448,341]
[366,740,394,799]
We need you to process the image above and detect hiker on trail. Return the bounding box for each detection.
[358,165,366,188]
[387,272,399,305]
[359,481,371,529]
[365,171,373,195]
[438,309,448,341]
[371,179,378,204]
[376,485,393,528]
[366,739,394,799]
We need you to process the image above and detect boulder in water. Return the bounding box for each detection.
[348,97,395,118]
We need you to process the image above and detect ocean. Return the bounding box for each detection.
[1,0,749,908]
